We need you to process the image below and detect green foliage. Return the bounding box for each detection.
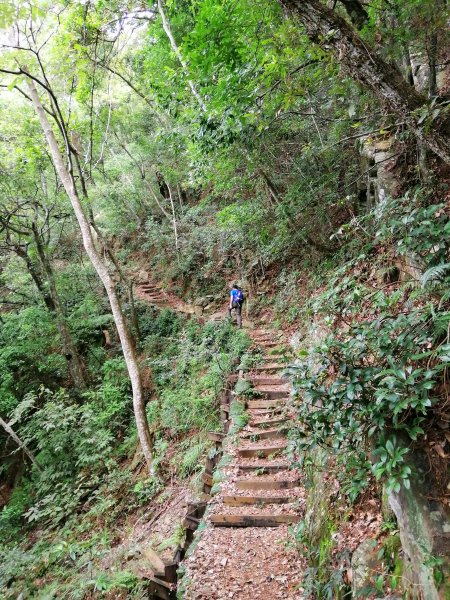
[288,193,450,496]
[0,307,66,412]
[290,519,350,599]
[1,0,449,596]
[147,317,249,435]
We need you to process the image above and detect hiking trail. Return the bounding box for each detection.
[134,279,305,598]
[181,328,306,599]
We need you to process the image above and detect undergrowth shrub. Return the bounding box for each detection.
[288,191,450,497]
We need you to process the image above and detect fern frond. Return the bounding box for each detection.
[420,263,450,288]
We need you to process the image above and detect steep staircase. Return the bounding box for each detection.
[135,279,197,315]
[182,328,305,599]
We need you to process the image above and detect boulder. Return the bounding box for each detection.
[388,454,450,599]
[351,538,379,598]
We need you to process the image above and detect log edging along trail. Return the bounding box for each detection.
[144,358,239,599]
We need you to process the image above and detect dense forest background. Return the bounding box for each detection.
[0,0,449,598]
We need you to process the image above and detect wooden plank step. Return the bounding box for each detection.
[223,495,292,506]
[252,389,289,399]
[237,444,287,458]
[202,473,213,486]
[210,514,300,527]
[237,463,289,474]
[247,399,286,409]
[241,427,286,440]
[250,416,288,427]
[247,377,285,385]
[247,409,283,418]
[183,514,201,531]
[146,576,176,600]
[207,431,225,443]
[142,547,166,577]
[235,478,299,490]
[251,364,284,371]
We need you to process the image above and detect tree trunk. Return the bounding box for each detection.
[428,33,438,98]
[26,77,155,475]
[258,168,280,205]
[279,0,450,165]
[338,0,368,29]
[157,0,207,113]
[31,221,87,390]
[128,282,141,343]
[166,182,179,251]
[0,417,42,472]
[13,245,55,311]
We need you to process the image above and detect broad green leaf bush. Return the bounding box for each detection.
[288,192,450,496]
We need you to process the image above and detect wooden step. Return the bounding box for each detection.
[258,342,283,349]
[202,473,213,486]
[247,377,285,385]
[247,399,286,409]
[251,364,284,372]
[222,495,292,506]
[236,478,299,490]
[146,576,176,600]
[237,444,287,458]
[250,416,288,427]
[237,463,289,474]
[211,514,300,527]
[207,431,225,443]
[142,547,166,578]
[247,408,283,417]
[241,427,286,440]
[252,389,289,399]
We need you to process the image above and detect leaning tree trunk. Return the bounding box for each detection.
[31,221,87,390]
[26,77,155,475]
[279,0,450,166]
[0,417,42,472]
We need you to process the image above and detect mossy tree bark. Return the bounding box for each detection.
[279,0,450,165]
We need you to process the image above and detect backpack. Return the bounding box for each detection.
[235,288,244,303]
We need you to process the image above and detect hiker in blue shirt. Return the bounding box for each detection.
[228,283,244,328]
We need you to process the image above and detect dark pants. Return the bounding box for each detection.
[228,301,242,328]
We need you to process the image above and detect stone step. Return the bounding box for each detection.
[222,495,293,506]
[235,478,299,491]
[210,514,300,527]
[237,443,287,458]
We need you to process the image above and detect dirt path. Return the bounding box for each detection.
[181,329,305,599]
